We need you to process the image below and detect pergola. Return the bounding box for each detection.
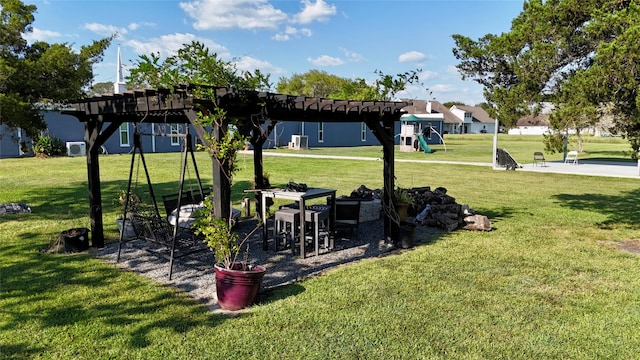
[64,85,411,248]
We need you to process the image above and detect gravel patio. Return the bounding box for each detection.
[96,217,441,311]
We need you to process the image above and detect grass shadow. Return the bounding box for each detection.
[553,188,640,229]
[0,239,233,352]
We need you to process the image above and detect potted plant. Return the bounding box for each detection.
[193,196,264,311]
[392,187,417,249]
[127,40,271,310]
[393,187,414,222]
[116,190,142,240]
[192,91,267,311]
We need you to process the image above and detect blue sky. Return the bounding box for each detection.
[26,0,524,105]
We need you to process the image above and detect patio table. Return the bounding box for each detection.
[260,188,336,257]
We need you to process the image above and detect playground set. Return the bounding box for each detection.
[398,119,446,154]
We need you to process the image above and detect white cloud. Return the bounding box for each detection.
[307,55,344,66]
[431,83,455,93]
[234,55,285,76]
[23,27,61,42]
[179,0,288,30]
[446,64,460,76]
[128,22,155,31]
[419,70,438,81]
[398,51,426,63]
[293,0,337,24]
[83,22,127,37]
[341,47,364,63]
[300,28,312,37]
[272,33,290,41]
[126,33,229,58]
[273,26,313,41]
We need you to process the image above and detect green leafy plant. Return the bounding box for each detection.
[33,134,65,157]
[193,196,240,269]
[117,190,142,216]
[393,187,414,205]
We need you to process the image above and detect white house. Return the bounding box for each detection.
[450,105,497,134]
[508,114,550,135]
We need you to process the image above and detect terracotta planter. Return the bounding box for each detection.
[214,263,266,311]
[395,202,409,222]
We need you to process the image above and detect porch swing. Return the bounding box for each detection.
[116,124,211,279]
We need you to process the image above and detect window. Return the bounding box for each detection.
[170,124,180,146]
[119,123,130,147]
[318,122,324,143]
[360,122,367,142]
[426,122,432,140]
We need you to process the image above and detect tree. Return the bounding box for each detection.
[276,68,422,101]
[584,2,640,152]
[89,82,115,96]
[128,41,270,91]
[452,0,640,154]
[372,69,422,101]
[0,0,112,138]
[443,101,466,108]
[127,41,270,223]
[276,70,351,98]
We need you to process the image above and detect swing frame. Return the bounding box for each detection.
[116,125,210,279]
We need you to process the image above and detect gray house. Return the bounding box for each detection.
[0,124,29,158]
[262,99,445,150]
[8,111,194,157]
[263,121,387,149]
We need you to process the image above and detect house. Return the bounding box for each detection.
[417,100,464,134]
[450,105,497,134]
[508,114,550,135]
[260,99,446,149]
[261,121,388,149]
[0,124,29,158]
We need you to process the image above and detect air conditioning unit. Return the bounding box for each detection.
[290,135,308,150]
[66,141,86,157]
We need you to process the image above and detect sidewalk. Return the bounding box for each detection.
[517,159,640,179]
[252,150,640,179]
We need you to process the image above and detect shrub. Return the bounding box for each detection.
[33,134,65,157]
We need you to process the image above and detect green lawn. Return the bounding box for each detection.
[2,136,640,359]
[267,133,635,164]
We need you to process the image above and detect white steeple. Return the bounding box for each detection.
[114,46,127,94]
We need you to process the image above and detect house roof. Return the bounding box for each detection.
[453,105,495,124]
[402,99,427,114]
[516,114,550,127]
[428,100,461,124]
[401,99,460,124]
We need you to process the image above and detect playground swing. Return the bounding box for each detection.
[116,124,210,279]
